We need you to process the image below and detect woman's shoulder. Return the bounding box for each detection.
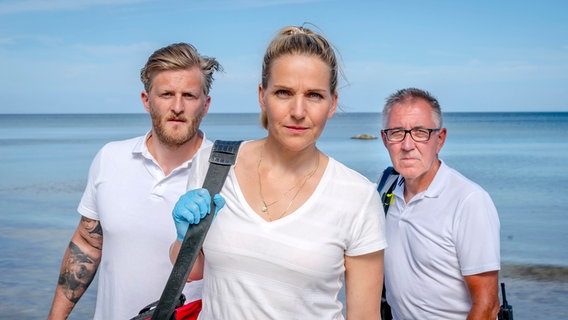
[325,157,376,189]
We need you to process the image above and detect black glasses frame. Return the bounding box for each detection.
[382,128,440,142]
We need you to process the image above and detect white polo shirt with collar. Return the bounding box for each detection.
[384,160,500,320]
[79,132,212,320]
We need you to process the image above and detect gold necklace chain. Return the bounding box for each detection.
[257,145,320,221]
[257,146,298,211]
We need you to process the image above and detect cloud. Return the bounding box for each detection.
[337,54,568,112]
[229,0,330,8]
[71,42,156,59]
[0,0,329,15]
[0,0,152,14]
[0,34,62,49]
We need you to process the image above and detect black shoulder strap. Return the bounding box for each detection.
[150,140,242,320]
[377,166,398,320]
[377,166,399,215]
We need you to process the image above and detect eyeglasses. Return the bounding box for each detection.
[382,127,440,142]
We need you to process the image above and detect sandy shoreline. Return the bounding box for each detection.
[497,263,568,319]
[500,263,568,282]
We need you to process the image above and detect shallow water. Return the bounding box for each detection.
[0,112,567,319]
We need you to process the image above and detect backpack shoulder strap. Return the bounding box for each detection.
[377,166,399,215]
[378,166,399,320]
[150,140,242,320]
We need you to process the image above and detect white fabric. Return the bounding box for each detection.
[384,160,500,320]
[78,133,211,320]
[187,142,387,320]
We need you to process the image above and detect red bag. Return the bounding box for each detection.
[130,296,201,320]
[174,299,202,319]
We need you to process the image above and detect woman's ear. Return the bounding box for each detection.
[258,84,266,113]
[327,92,338,120]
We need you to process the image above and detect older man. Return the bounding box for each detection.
[380,88,501,319]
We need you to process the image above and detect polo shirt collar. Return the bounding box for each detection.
[424,159,448,198]
[393,159,448,202]
[131,131,211,170]
[132,131,152,159]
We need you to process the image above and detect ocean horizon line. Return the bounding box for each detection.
[1,111,567,116]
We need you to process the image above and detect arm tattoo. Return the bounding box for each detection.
[57,242,98,303]
[57,217,102,304]
[80,217,103,250]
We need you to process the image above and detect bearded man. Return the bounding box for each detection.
[49,43,222,320]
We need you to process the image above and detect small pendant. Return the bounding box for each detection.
[261,206,268,212]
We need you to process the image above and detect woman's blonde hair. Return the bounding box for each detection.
[260,25,341,129]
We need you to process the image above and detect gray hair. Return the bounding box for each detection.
[382,88,443,128]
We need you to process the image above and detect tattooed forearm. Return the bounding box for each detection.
[57,242,98,303]
[79,217,103,250]
[90,221,103,236]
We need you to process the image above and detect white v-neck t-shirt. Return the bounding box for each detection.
[187,142,386,319]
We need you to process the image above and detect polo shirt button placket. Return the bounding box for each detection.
[152,181,166,197]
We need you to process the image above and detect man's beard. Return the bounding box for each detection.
[149,108,204,147]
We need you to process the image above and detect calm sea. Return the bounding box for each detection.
[0,112,567,319]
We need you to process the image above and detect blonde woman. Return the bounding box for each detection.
[171,26,386,319]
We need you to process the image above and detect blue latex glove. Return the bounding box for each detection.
[172,188,225,242]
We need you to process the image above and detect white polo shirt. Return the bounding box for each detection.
[384,160,500,319]
[79,133,211,320]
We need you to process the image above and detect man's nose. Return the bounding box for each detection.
[171,96,185,114]
[400,132,416,149]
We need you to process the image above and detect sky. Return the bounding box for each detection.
[0,0,566,114]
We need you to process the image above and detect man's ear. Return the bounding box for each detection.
[436,128,447,154]
[381,130,389,147]
[141,91,150,113]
